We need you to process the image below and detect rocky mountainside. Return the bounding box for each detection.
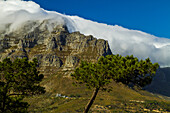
[0,20,112,75]
[145,67,170,97]
[0,20,170,98]
[0,20,170,113]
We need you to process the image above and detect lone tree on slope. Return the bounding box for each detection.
[71,54,159,113]
[0,58,45,113]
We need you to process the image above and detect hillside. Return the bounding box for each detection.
[0,1,170,112]
[0,18,169,113]
[0,20,169,112]
[146,67,170,97]
[25,71,170,113]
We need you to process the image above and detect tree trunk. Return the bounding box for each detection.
[83,87,99,113]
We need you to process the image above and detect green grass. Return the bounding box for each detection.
[25,72,170,113]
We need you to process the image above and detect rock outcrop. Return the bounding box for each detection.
[0,20,112,75]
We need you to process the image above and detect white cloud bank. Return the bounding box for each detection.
[0,0,170,67]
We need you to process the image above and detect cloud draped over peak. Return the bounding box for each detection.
[0,1,170,67]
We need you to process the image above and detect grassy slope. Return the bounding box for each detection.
[25,71,170,113]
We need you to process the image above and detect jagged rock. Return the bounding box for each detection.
[9,53,28,60]
[46,37,57,50]
[66,32,112,57]
[30,54,44,66]
[96,39,112,56]
[41,54,62,67]
[18,40,26,52]
[0,20,112,75]
[65,56,79,68]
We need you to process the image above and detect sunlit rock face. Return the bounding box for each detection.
[0,22,112,75]
[1,0,170,67]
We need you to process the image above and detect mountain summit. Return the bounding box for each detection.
[0,22,112,75]
[1,0,170,67]
[0,1,170,112]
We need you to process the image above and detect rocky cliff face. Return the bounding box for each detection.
[0,20,112,75]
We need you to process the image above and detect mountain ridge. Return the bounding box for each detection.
[0,22,112,76]
[145,67,170,97]
[0,1,170,112]
[1,0,170,67]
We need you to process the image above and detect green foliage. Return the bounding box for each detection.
[98,55,159,87]
[0,58,45,113]
[71,54,159,112]
[71,54,159,90]
[71,61,112,91]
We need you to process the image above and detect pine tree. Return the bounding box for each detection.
[0,58,45,113]
[71,54,159,113]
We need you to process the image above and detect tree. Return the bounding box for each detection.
[0,58,45,113]
[71,54,159,113]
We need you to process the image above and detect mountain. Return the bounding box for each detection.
[1,0,170,67]
[145,67,170,97]
[2,19,170,113]
[0,21,111,75]
[0,1,170,112]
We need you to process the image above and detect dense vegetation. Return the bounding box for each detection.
[0,58,45,113]
[1,55,169,113]
[71,54,159,113]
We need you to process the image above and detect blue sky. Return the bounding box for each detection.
[29,0,170,38]
[1,0,170,66]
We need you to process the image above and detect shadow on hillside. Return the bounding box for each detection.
[144,67,170,97]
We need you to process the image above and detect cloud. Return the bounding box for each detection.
[0,1,170,67]
[68,16,170,67]
[0,1,69,33]
[0,0,23,1]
